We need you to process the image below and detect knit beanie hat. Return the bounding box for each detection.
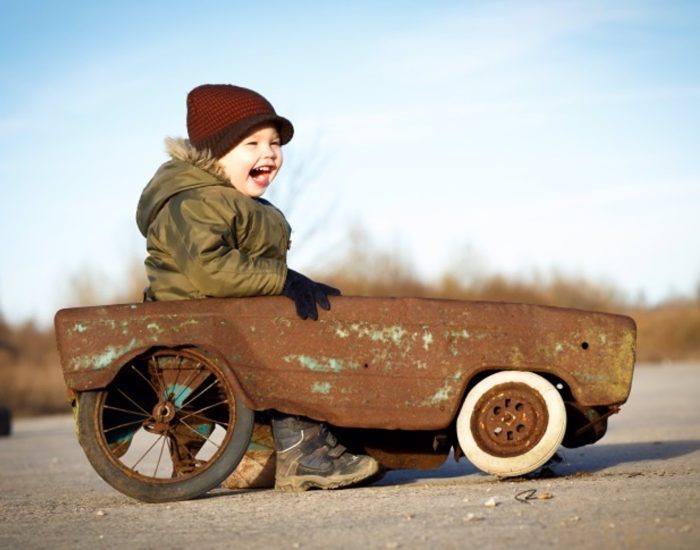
[186,84,294,158]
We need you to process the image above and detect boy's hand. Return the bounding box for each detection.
[282,269,341,320]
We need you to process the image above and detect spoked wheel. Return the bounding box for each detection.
[456,371,566,477]
[77,347,253,502]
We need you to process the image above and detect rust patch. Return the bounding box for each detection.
[471,381,548,458]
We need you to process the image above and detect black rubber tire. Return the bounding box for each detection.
[77,348,254,502]
[0,406,11,437]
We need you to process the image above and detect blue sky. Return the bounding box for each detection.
[1,0,699,324]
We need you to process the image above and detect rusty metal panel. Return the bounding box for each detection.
[55,296,636,431]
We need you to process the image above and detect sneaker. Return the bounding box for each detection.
[272,414,381,492]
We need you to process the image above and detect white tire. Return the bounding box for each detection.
[456,371,566,477]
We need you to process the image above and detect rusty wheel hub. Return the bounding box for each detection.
[470,381,548,457]
[143,400,178,435]
[153,401,176,423]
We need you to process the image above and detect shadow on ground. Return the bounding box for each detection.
[378,439,700,485]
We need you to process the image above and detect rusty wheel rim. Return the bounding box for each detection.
[470,381,548,458]
[96,349,236,483]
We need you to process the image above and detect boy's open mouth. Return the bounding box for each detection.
[250,166,273,185]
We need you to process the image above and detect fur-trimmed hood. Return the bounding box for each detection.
[163,137,228,180]
[136,138,230,237]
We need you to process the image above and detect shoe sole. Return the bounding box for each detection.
[275,461,381,492]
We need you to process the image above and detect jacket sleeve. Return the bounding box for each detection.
[162,192,287,297]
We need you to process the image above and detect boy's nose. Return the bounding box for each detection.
[262,144,277,158]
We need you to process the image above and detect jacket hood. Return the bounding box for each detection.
[136,138,230,236]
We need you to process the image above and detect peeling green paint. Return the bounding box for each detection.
[452,370,463,381]
[167,318,200,333]
[422,331,433,351]
[421,383,453,405]
[599,334,607,345]
[311,381,332,394]
[147,322,163,334]
[72,323,88,333]
[335,327,350,338]
[348,322,407,345]
[446,328,471,356]
[554,343,564,353]
[72,338,139,371]
[283,354,359,373]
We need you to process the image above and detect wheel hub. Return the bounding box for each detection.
[153,401,176,423]
[470,381,548,458]
[144,400,178,435]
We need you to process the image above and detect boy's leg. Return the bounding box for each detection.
[271,414,382,491]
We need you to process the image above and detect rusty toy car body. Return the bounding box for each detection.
[54,296,636,502]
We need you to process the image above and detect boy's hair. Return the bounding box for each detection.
[187,84,294,158]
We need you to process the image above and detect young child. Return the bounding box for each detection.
[136,84,380,491]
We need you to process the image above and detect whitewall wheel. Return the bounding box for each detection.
[456,371,566,477]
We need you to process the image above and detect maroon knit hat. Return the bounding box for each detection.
[186,84,294,158]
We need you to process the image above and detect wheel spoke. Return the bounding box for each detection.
[184,413,230,430]
[130,432,167,471]
[130,364,161,397]
[116,388,151,417]
[176,418,222,449]
[154,432,168,478]
[179,399,230,423]
[167,432,200,464]
[179,378,220,410]
[149,356,168,398]
[171,364,204,405]
[167,355,186,400]
[103,404,150,418]
[103,418,147,434]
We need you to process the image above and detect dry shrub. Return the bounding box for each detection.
[0,319,68,416]
[628,300,700,362]
[320,231,625,312]
[450,273,625,312]
[0,260,148,417]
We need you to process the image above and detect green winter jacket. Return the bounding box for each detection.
[136,138,290,301]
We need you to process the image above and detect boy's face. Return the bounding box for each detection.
[218,124,283,198]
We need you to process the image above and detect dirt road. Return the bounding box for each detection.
[1,363,699,549]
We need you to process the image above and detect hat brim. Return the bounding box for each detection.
[202,113,294,158]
